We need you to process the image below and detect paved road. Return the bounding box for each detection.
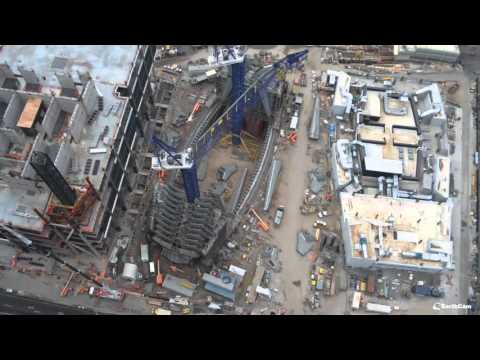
[395,67,473,312]
[0,290,97,315]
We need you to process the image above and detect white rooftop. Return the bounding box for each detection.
[364,156,403,175]
[0,45,138,88]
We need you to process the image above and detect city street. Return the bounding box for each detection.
[0,289,97,315]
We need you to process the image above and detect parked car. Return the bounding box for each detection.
[273,206,285,226]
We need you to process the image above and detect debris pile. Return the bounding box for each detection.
[297,231,315,256]
[308,168,325,194]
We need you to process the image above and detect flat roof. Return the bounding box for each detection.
[0,45,138,89]
[363,143,418,178]
[392,127,418,147]
[364,156,403,175]
[340,192,452,270]
[358,124,385,143]
[364,91,381,118]
[0,45,141,235]
[330,70,351,107]
[360,90,419,178]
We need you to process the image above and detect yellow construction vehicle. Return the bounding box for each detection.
[152,307,172,315]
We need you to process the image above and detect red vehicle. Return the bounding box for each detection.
[89,287,125,302]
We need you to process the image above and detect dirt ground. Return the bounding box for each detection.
[265,47,349,314]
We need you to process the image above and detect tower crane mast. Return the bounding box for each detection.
[153,48,309,203]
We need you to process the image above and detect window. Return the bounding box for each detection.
[125,113,137,147]
[111,162,123,189]
[119,142,129,165]
[83,158,93,175]
[116,86,128,98]
[92,160,101,175]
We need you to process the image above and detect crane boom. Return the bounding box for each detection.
[192,49,308,161]
[152,48,309,203]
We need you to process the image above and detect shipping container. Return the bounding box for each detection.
[140,244,149,263]
[149,261,156,275]
[289,116,299,130]
[352,291,362,310]
[366,303,392,314]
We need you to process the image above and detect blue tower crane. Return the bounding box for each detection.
[154,48,308,203]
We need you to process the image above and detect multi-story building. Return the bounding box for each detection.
[330,80,454,272]
[0,45,155,255]
[393,45,460,64]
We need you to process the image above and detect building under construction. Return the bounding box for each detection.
[146,47,299,266]
[330,78,454,272]
[0,45,155,256]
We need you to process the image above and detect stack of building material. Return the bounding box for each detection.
[263,159,282,211]
[217,163,238,181]
[297,231,315,256]
[309,96,321,140]
[162,274,197,297]
[308,168,324,194]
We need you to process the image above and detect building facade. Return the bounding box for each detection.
[0,45,155,255]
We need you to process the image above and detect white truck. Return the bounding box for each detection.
[273,206,285,226]
[366,302,392,314]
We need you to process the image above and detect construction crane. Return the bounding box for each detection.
[153,49,309,203]
[189,45,246,145]
[151,135,200,203]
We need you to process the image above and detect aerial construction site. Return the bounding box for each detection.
[0,45,478,315]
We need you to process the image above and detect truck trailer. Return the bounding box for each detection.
[366,303,392,314]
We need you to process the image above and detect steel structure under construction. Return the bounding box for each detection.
[147,49,308,265]
[0,45,155,255]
